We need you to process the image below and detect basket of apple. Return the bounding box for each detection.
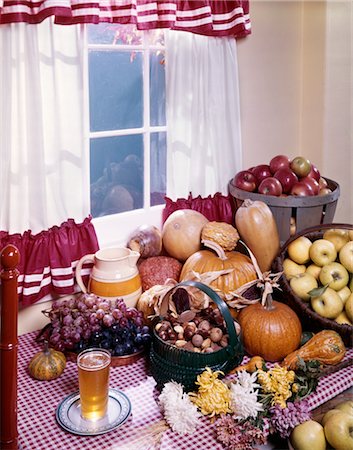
[229,154,340,244]
[273,223,353,347]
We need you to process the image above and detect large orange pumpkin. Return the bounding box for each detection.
[238,295,302,362]
[179,241,257,294]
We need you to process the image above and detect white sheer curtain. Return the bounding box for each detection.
[0,20,89,235]
[165,30,243,199]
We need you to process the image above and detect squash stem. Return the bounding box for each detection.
[201,239,228,260]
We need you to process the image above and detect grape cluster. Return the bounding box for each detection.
[42,293,151,357]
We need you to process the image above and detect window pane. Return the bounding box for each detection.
[150,51,166,126]
[87,23,143,46]
[150,132,166,206]
[90,135,144,217]
[89,50,143,131]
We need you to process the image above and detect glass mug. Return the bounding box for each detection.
[77,348,111,421]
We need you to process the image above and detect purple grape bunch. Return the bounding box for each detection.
[45,293,151,356]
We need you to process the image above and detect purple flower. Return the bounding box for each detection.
[215,414,266,450]
[269,399,311,439]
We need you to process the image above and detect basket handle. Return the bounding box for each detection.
[166,280,242,357]
[279,223,353,254]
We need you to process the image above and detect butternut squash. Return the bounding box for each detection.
[235,199,280,272]
[282,330,346,370]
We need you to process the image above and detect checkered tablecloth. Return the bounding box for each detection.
[17,331,353,450]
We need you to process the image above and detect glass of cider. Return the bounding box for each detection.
[77,348,111,421]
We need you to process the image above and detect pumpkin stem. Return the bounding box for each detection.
[43,340,50,354]
[264,293,275,311]
[242,199,254,208]
[201,239,228,260]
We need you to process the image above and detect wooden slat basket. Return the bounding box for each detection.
[272,223,353,347]
[228,177,340,245]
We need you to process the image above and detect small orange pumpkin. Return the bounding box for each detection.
[180,240,257,294]
[238,294,302,362]
[28,341,66,381]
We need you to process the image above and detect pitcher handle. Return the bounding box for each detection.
[75,254,95,294]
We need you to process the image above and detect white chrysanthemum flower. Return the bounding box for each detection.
[230,376,264,420]
[159,381,201,435]
[236,370,261,393]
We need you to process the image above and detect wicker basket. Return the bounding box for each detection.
[149,280,244,391]
[228,177,340,245]
[273,223,353,347]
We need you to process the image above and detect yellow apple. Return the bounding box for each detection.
[336,400,353,418]
[345,293,353,322]
[319,262,349,291]
[321,408,341,426]
[311,287,343,319]
[306,263,322,280]
[324,411,353,450]
[335,311,352,325]
[288,236,312,264]
[290,273,318,301]
[339,241,353,273]
[283,258,306,280]
[337,286,352,305]
[309,239,337,267]
[290,420,326,450]
[323,228,350,251]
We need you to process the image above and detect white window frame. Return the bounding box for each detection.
[82,26,166,249]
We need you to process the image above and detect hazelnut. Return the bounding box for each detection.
[184,324,196,340]
[168,330,177,341]
[192,334,204,348]
[183,341,194,352]
[198,320,211,338]
[158,330,168,341]
[210,327,223,343]
[220,335,229,347]
[203,347,214,354]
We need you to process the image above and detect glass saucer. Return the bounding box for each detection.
[56,388,131,436]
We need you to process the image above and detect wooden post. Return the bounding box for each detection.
[0,244,20,450]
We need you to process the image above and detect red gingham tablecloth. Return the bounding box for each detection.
[17,331,353,450]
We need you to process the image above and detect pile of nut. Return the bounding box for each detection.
[154,306,240,353]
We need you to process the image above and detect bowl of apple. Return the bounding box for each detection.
[273,223,353,347]
[228,154,340,244]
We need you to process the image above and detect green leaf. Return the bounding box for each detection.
[308,284,329,297]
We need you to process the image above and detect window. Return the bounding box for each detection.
[84,24,167,247]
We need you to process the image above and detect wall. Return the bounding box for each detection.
[238,0,352,223]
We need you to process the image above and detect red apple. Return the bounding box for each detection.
[290,181,315,196]
[274,168,298,194]
[300,176,320,195]
[233,170,257,192]
[252,164,272,184]
[269,154,291,174]
[258,177,283,196]
[290,156,312,178]
[319,177,328,189]
[307,163,321,181]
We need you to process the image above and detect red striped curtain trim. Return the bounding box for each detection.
[0,1,251,38]
[0,216,99,306]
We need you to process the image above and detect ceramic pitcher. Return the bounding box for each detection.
[75,247,142,308]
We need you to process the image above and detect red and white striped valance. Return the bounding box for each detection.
[0,217,99,306]
[0,0,251,37]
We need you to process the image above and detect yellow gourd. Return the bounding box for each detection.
[235,199,280,273]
